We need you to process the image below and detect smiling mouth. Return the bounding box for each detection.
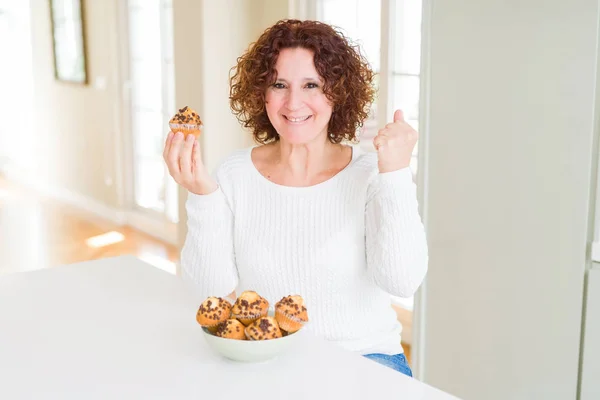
[284,115,312,123]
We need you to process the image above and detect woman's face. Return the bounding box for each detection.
[265,48,333,145]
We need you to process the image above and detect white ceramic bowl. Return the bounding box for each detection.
[201,319,303,362]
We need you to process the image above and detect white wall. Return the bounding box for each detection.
[25,0,123,209]
[421,1,598,399]
[0,1,123,211]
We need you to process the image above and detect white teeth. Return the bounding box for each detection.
[286,115,311,122]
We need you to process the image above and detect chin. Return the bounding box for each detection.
[276,124,328,145]
[279,133,324,145]
[278,132,314,144]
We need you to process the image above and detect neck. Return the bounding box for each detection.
[274,137,339,180]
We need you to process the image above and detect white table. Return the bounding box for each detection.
[0,256,458,399]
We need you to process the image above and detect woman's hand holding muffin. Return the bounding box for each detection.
[163,106,218,195]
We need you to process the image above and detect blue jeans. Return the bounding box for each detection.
[363,353,413,377]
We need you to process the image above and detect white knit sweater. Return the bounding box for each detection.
[180,145,428,355]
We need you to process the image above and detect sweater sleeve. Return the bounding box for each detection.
[180,173,239,299]
[365,167,428,297]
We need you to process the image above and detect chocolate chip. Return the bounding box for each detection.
[258,319,271,332]
[215,321,228,335]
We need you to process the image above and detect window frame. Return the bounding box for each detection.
[312,0,421,173]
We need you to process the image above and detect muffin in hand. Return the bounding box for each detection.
[245,317,283,341]
[196,297,232,333]
[231,290,269,326]
[169,105,203,139]
[275,295,308,333]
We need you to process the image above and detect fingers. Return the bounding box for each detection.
[164,131,203,188]
[373,134,387,151]
[163,131,174,160]
[165,131,185,180]
[192,139,201,173]
[394,109,405,123]
[179,134,195,183]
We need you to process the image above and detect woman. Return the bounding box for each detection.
[163,19,427,377]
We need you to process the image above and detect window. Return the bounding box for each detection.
[127,0,178,224]
[0,1,34,170]
[317,0,423,311]
[316,0,422,175]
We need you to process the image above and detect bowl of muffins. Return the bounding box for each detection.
[196,291,308,362]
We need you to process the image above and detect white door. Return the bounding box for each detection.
[125,0,178,242]
[580,268,600,399]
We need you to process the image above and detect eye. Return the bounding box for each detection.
[272,82,286,89]
[305,82,319,89]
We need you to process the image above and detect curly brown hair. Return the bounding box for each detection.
[229,19,376,144]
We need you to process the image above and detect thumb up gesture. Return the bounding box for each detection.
[373,110,418,173]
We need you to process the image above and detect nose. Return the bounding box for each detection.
[285,86,304,111]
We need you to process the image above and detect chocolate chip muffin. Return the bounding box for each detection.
[231,290,269,326]
[169,105,203,139]
[274,295,308,333]
[244,316,282,341]
[215,318,246,340]
[196,296,232,333]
